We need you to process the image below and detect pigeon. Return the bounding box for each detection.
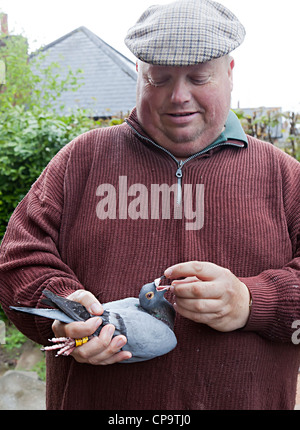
[10,277,177,363]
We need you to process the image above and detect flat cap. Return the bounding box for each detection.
[124,0,246,66]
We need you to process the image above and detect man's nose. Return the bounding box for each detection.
[170,79,192,105]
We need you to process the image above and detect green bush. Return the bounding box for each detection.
[0,31,122,240]
[4,324,27,351]
[0,304,7,321]
[0,104,101,239]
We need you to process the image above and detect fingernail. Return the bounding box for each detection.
[164,267,173,277]
[93,317,102,328]
[107,325,115,337]
[116,337,126,348]
[90,302,103,315]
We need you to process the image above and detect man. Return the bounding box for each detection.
[1,0,300,410]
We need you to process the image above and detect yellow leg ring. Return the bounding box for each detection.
[75,337,89,347]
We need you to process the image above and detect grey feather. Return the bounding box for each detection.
[9,306,75,324]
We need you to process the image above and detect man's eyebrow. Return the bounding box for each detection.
[145,71,171,80]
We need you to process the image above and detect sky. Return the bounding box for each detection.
[0,0,299,112]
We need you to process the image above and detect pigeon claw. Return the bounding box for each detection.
[41,337,77,357]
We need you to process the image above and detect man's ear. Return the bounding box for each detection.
[228,57,235,90]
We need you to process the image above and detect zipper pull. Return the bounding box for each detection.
[175,161,183,205]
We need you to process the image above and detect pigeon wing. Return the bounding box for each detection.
[9,306,75,324]
[42,289,91,322]
[101,305,177,363]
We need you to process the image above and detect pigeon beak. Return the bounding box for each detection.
[154,275,170,293]
[156,286,170,294]
[154,275,164,288]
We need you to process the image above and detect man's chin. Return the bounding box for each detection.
[165,141,205,159]
[163,133,207,158]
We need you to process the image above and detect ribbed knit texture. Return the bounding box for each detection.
[1,109,300,410]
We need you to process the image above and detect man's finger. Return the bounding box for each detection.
[172,280,223,299]
[71,324,132,365]
[175,297,223,314]
[165,261,225,281]
[67,289,103,315]
[64,316,102,339]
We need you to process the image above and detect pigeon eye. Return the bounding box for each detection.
[146,292,154,300]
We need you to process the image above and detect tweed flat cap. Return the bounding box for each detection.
[125,0,245,66]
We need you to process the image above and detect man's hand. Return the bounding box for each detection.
[52,290,132,364]
[164,261,251,332]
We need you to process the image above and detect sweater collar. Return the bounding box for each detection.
[203,110,248,152]
[125,108,248,154]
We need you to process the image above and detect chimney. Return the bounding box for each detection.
[0,13,8,35]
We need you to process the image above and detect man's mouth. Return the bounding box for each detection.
[164,112,199,124]
[169,112,196,117]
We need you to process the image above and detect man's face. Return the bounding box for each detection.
[136,57,234,158]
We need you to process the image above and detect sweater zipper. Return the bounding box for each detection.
[126,121,186,204]
[175,161,183,205]
[126,122,188,204]
[125,120,241,205]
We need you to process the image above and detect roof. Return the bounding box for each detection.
[30,26,137,117]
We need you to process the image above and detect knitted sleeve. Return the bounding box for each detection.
[242,148,300,343]
[0,140,85,345]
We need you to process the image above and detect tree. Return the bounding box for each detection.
[0,31,101,239]
[234,108,300,161]
[0,32,84,113]
[282,111,300,160]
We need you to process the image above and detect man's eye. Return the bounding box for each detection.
[191,76,211,85]
[148,77,168,87]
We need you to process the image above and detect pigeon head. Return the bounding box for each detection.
[139,281,175,329]
[139,282,166,311]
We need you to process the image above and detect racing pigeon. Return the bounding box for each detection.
[10,277,177,363]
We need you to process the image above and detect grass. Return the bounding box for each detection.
[4,325,27,351]
[1,323,46,381]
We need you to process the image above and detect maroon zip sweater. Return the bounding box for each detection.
[1,109,300,410]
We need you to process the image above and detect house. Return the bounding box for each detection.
[30,26,137,118]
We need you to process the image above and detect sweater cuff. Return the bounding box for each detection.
[239,275,279,335]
